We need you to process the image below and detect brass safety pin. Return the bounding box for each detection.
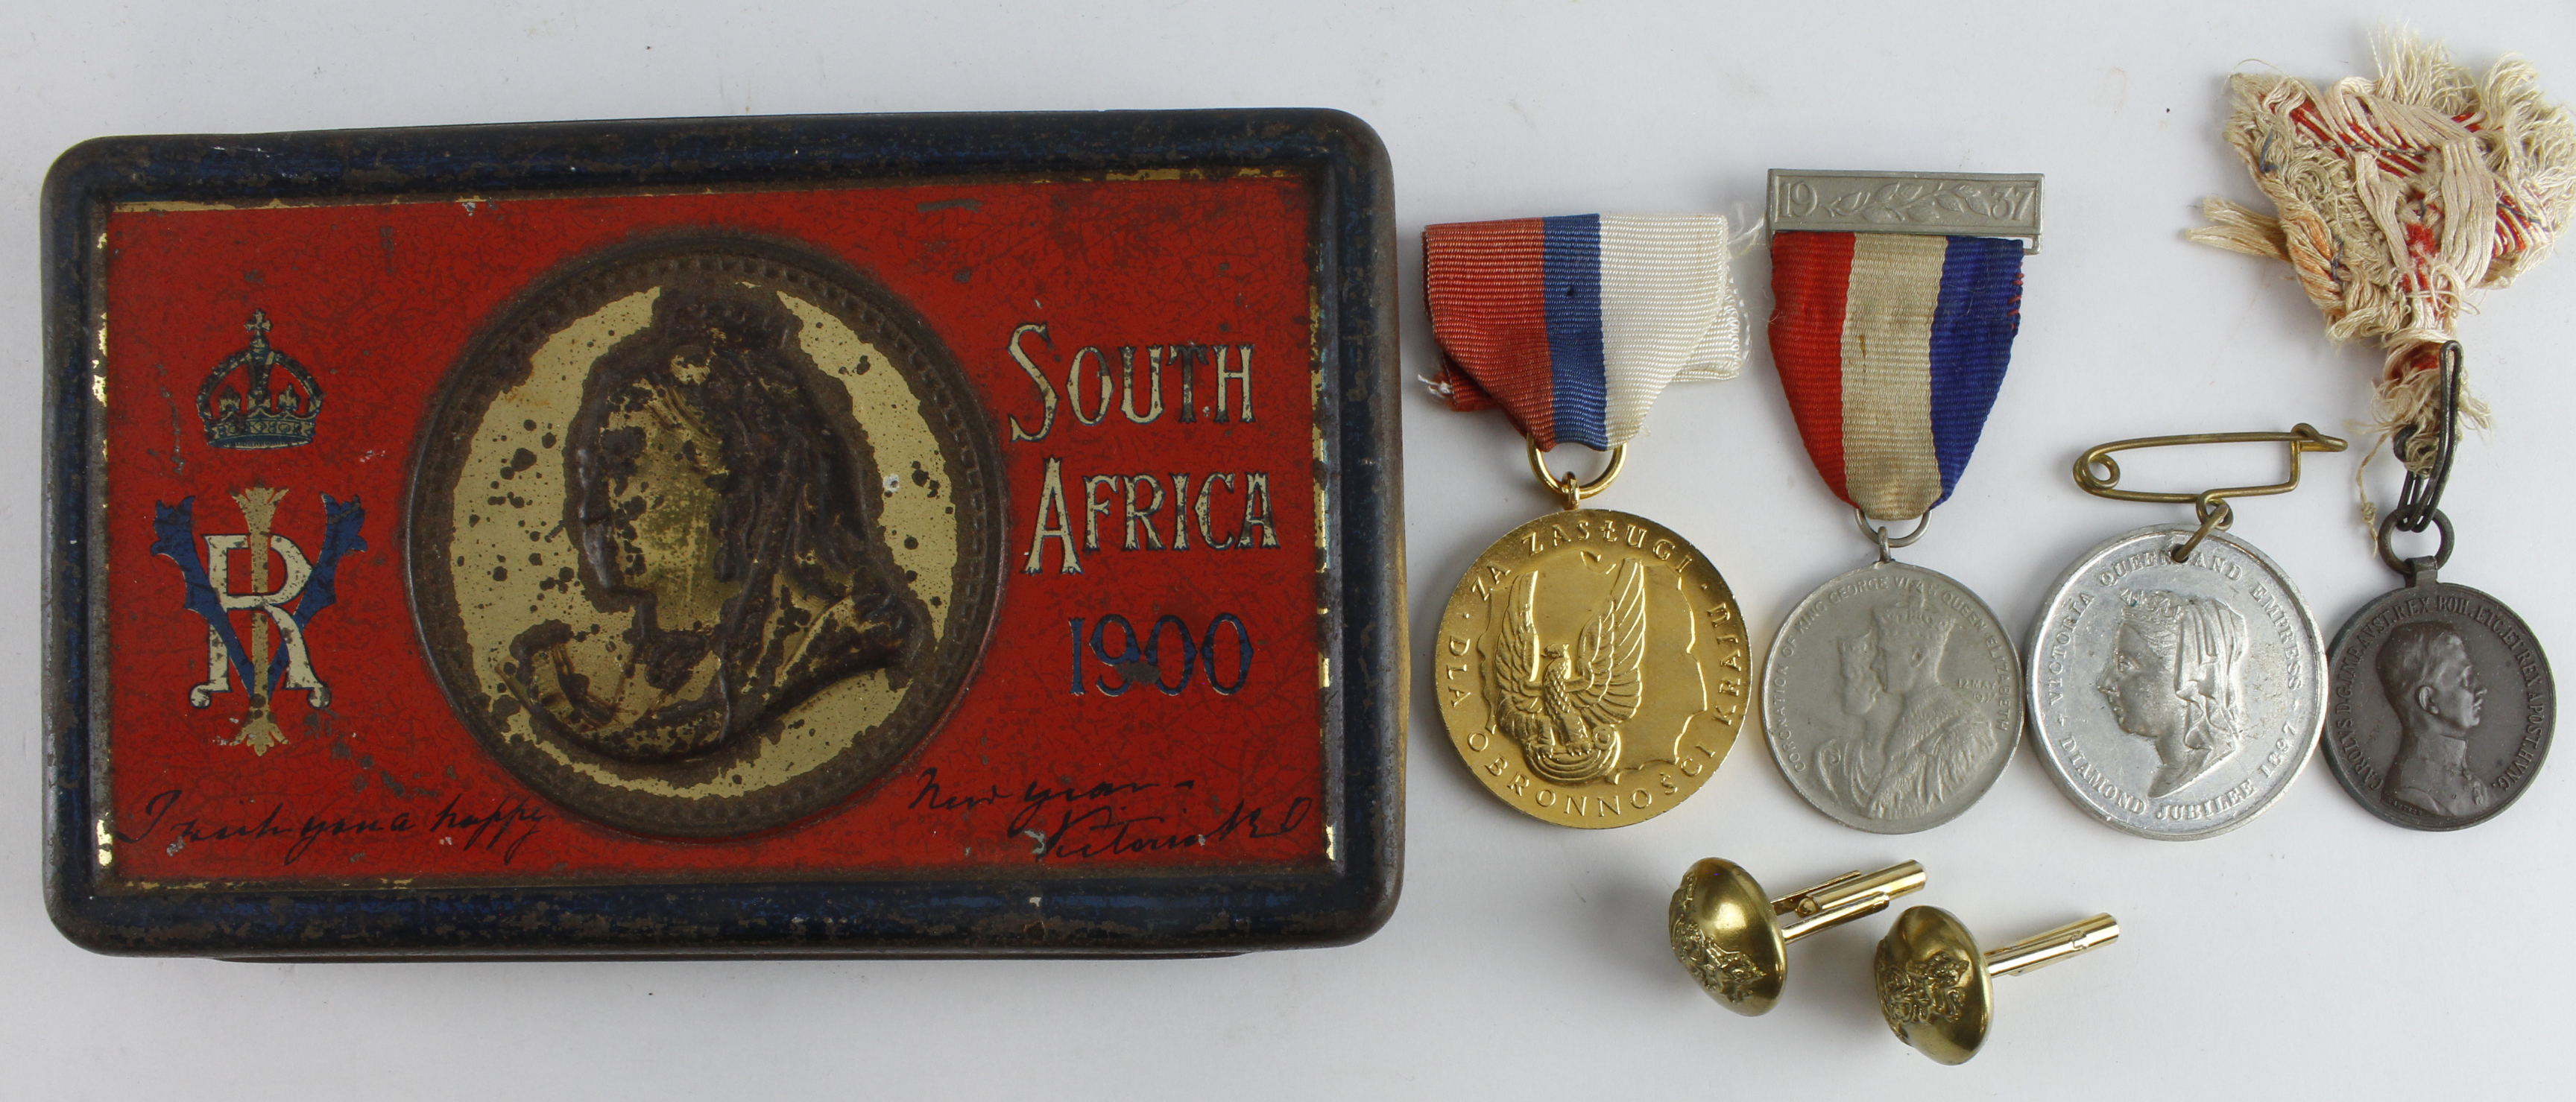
[2074,423,2347,563]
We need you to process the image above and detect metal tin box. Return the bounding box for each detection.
[42,109,1402,957]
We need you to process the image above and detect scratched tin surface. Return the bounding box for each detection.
[42,110,1402,956]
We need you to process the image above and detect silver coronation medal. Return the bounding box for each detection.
[1758,169,2039,835]
[1766,546,2021,834]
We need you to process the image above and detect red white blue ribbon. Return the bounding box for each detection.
[1424,214,1743,451]
[1768,230,2024,519]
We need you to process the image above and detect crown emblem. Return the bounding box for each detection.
[198,310,323,449]
[1872,589,1955,649]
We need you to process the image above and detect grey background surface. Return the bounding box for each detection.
[6,1,2569,1096]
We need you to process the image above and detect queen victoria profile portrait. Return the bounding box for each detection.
[502,285,926,762]
[412,238,1005,837]
[1811,592,2000,820]
[2097,589,2253,798]
[2375,621,2493,817]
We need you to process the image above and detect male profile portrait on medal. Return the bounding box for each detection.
[1811,592,2001,821]
[2321,587,2550,832]
[2373,621,2492,817]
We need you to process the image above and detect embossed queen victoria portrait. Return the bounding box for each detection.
[514,285,922,762]
[412,238,1005,837]
[2098,589,2253,798]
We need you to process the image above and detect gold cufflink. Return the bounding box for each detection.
[1669,858,1927,1016]
[1873,907,2120,1064]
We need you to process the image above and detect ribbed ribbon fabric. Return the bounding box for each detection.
[1769,230,2024,519]
[1424,214,1743,451]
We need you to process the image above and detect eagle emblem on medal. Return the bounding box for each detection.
[1483,560,1646,785]
[1437,511,1748,828]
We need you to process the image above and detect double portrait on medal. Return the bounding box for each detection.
[1768,563,2020,835]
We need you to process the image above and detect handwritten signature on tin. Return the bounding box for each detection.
[117,788,549,867]
[907,767,1313,861]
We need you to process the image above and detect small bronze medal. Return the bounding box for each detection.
[2327,571,2554,831]
[2188,38,2568,829]
[2322,352,2554,830]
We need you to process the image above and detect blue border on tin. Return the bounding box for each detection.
[42,109,1403,957]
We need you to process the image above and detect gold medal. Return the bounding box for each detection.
[1420,212,1751,826]
[1433,446,1749,827]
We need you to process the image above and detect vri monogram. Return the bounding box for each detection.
[152,488,367,754]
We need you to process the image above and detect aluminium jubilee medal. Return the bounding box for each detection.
[1424,215,1751,827]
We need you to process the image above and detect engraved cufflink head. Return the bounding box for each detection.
[1669,858,1926,1016]
[1872,906,2119,1064]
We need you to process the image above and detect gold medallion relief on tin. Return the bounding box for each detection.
[412,239,1006,837]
